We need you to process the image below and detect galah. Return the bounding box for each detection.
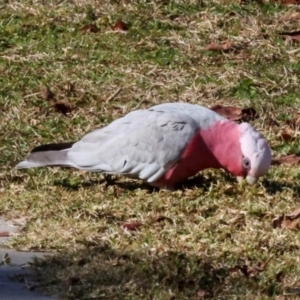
[16,103,271,189]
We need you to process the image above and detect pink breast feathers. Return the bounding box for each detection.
[153,120,245,189]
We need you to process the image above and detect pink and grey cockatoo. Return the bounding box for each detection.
[16,103,271,189]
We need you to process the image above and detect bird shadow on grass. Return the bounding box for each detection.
[32,243,282,299]
[52,175,155,192]
[52,173,223,193]
[262,179,300,198]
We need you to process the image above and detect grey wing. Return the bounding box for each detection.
[150,102,225,130]
[67,109,199,182]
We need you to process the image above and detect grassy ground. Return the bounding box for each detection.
[1,0,300,299]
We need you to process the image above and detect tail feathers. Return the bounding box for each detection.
[16,142,76,169]
[31,142,75,153]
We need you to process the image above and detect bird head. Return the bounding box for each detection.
[237,122,271,185]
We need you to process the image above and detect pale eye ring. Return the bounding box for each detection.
[242,157,251,169]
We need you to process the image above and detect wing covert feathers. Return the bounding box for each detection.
[67,108,199,182]
[16,103,222,182]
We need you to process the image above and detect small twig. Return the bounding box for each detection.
[256,254,275,271]
[134,99,147,110]
[23,92,41,98]
[105,88,122,104]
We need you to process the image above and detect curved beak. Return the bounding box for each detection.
[246,175,258,185]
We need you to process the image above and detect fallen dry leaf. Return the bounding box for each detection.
[42,85,72,116]
[154,216,173,223]
[272,214,284,229]
[267,117,280,128]
[273,209,300,230]
[210,105,257,122]
[0,231,10,237]
[111,20,128,32]
[275,115,300,142]
[122,222,142,231]
[280,11,300,23]
[234,256,274,277]
[80,24,99,33]
[283,218,300,230]
[279,128,296,142]
[227,214,245,227]
[286,207,300,219]
[206,40,232,51]
[275,0,300,4]
[272,154,300,165]
[279,31,300,45]
[52,102,72,116]
[286,115,300,129]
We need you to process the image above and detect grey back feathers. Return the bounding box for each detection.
[68,108,199,182]
[16,103,225,182]
[150,103,225,129]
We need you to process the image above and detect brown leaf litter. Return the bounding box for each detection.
[272,154,300,166]
[275,0,300,5]
[122,222,143,231]
[273,207,300,230]
[269,113,300,143]
[286,114,300,129]
[279,126,296,142]
[231,255,274,277]
[111,20,128,32]
[206,40,232,52]
[42,85,72,116]
[80,24,99,33]
[278,31,300,45]
[210,105,257,122]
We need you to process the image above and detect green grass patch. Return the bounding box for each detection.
[1,0,300,299]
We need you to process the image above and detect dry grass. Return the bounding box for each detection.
[1,0,300,299]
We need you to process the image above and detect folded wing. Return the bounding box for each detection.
[68,109,199,182]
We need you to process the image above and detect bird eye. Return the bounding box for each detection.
[242,157,251,169]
